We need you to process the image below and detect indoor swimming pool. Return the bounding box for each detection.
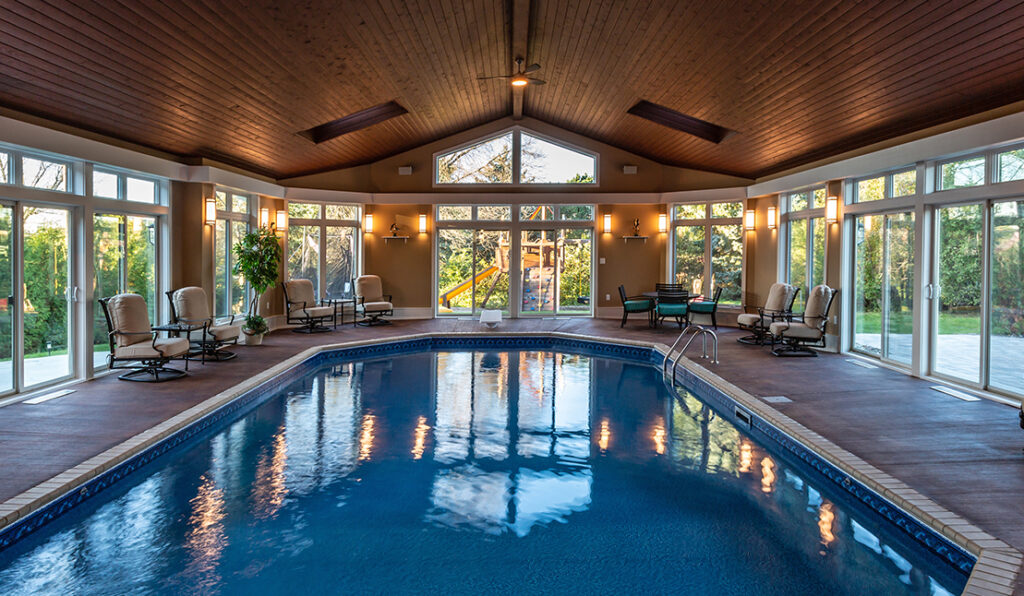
[0,342,971,595]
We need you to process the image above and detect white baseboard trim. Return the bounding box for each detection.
[596,306,621,319]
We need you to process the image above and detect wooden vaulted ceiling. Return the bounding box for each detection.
[3,1,1024,180]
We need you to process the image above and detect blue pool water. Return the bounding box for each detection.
[0,350,967,595]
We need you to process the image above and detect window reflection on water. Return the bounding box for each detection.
[0,353,964,595]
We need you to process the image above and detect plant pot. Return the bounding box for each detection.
[243,330,264,346]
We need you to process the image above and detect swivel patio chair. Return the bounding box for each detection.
[166,286,241,362]
[655,283,690,329]
[769,284,836,357]
[99,293,189,382]
[617,285,654,328]
[283,279,336,333]
[687,287,723,329]
[354,275,394,326]
[736,282,798,345]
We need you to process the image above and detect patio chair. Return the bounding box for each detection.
[99,293,189,382]
[736,283,798,345]
[687,287,723,329]
[655,283,690,329]
[769,284,836,357]
[166,286,241,362]
[355,275,394,325]
[283,279,336,333]
[617,285,654,328]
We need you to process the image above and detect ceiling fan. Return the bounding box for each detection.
[478,57,546,87]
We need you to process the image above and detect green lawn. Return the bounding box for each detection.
[855,311,986,335]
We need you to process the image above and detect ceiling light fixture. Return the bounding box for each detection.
[511,75,529,87]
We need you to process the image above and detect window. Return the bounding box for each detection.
[213,190,252,318]
[436,133,514,184]
[855,169,917,202]
[90,169,159,203]
[783,188,827,309]
[939,156,985,190]
[437,205,473,221]
[519,204,593,221]
[286,202,361,299]
[520,132,596,184]
[22,156,68,191]
[435,127,598,186]
[0,152,10,184]
[670,201,743,305]
[997,148,1024,182]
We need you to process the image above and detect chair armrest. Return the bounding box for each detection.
[384,294,393,303]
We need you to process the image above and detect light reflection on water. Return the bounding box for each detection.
[0,352,965,596]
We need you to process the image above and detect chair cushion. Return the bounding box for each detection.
[763,283,797,312]
[284,279,317,307]
[736,313,762,327]
[803,285,834,329]
[115,337,189,359]
[359,301,393,313]
[688,301,715,313]
[356,275,385,303]
[623,299,651,312]
[293,305,334,318]
[208,323,241,341]
[106,293,152,347]
[657,303,687,316]
[172,286,211,322]
[769,321,822,340]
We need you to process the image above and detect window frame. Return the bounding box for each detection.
[852,166,919,204]
[213,189,253,319]
[284,200,363,300]
[669,200,745,306]
[432,126,599,187]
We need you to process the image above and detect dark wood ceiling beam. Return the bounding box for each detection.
[510,0,530,120]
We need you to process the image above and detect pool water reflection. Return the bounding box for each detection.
[0,351,966,595]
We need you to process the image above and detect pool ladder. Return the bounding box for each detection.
[662,324,719,381]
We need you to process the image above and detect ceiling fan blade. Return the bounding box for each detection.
[477,75,513,80]
[527,78,546,85]
[524,63,541,74]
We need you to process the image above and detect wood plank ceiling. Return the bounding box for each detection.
[2,0,1024,180]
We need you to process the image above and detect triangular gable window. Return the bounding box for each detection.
[434,128,598,186]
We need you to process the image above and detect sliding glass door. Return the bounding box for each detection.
[990,200,1024,395]
[93,214,157,369]
[22,206,73,388]
[519,228,592,316]
[933,204,983,383]
[0,206,12,393]
[437,229,511,315]
[851,212,914,365]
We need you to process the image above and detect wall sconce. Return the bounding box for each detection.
[204,197,216,225]
[767,205,777,230]
[825,196,839,224]
[744,209,756,231]
[603,213,612,234]
[658,213,667,233]
[259,207,270,229]
[275,210,288,230]
[365,213,374,233]
[418,214,427,234]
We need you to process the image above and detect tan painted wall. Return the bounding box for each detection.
[743,194,780,310]
[279,116,752,193]
[363,204,433,308]
[170,181,214,310]
[257,195,287,318]
[824,180,844,335]
[596,203,667,309]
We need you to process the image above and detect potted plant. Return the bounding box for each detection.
[232,227,282,345]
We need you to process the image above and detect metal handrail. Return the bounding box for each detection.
[662,324,719,383]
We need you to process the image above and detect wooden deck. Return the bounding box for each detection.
[1,317,1022,589]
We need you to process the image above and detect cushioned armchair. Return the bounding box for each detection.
[736,283,798,345]
[654,283,689,329]
[770,284,836,356]
[687,287,723,329]
[617,285,654,328]
[166,286,241,362]
[99,293,189,382]
[283,279,336,333]
[354,275,394,325]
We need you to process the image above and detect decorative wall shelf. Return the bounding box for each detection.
[383,236,410,243]
[621,235,648,243]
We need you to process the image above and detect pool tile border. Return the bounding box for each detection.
[0,331,1017,594]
